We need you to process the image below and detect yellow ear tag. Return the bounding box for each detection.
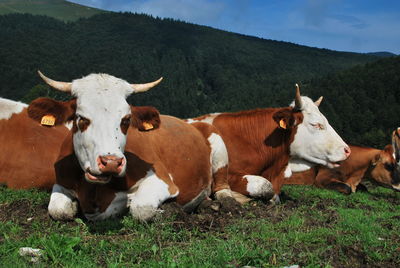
[279,119,287,129]
[142,122,154,130]
[41,115,56,126]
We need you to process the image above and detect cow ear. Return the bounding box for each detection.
[383,144,394,155]
[272,109,296,130]
[28,97,76,126]
[372,154,381,166]
[131,106,161,131]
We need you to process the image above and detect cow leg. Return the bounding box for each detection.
[48,184,78,221]
[356,183,368,192]
[324,180,352,195]
[84,192,128,221]
[228,174,274,202]
[127,170,179,221]
[207,132,233,199]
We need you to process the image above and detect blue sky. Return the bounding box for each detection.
[70,0,400,54]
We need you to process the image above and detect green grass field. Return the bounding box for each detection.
[1,184,399,267]
[0,0,104,21]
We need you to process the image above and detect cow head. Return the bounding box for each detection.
[370,145,400,191]
[28,71,162,184]
[276,84,350,171]
[392,127,400,165]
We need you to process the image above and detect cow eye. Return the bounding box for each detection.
[77,115,90,131]
[310,123,324,130]
[385,163,395,171]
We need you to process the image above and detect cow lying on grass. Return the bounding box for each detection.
[188,85,351,203]
[0,97,69,189]
[285,144,400,194]
[28,71,233,221]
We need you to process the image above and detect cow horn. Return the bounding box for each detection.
[131,77,163,93]
[38,70,72,93]
[314,96,323,107]
[294,83,303,109]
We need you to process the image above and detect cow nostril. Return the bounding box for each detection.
[344,146,351,156]
[100,156,108,166]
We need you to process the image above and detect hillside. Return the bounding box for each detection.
[0,13,380,116]
[0,0,104,21]
[305,56,400,147]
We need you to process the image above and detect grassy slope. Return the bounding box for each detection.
[0,0,104,21]
[1,185,399,267]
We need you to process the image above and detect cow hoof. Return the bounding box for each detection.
[230,191,252,204]
[215,189,233,199]
[130,205,161,221]
[48,200,78,221]
[269,194,281,205]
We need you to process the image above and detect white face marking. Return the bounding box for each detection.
[244,175,274,199]
[289,96,349,167]
[0,98,27,120]
[71,74,133,177]
[207,132,229,173]
[128,170,179,221]
[84,192,128,221]
[284,165,292,178]
[186,113,221,124]
[63,121,73,130]
[48,184,78,220]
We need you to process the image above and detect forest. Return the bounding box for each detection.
[0,12,398,148]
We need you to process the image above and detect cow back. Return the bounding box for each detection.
[0,108,68,189]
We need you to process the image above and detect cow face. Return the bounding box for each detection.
[371,145,400,191]
[282,85,350,169]
[28,71,162,184]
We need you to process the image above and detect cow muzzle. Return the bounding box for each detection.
[97,155,125,175]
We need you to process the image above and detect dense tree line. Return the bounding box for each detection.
[304,57,400,148]
[0,12,396,147]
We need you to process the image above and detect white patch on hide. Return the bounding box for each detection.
[244,175,274,199]
[208,132,229,173]
[128,170,179,221]
[288,158,315,173]
[48,184,78,220]
[186,113,221,124]
[284,165,292,178]
[0,98,27,120]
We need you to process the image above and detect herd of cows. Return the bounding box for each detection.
[1,71,399,222]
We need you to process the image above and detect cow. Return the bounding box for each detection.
[27,71,233,221]
[285,144,400,194]
[188,85,351,203]
[0,97,69,189]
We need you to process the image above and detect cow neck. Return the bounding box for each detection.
[219,108,298,151]
[346,145,381,179]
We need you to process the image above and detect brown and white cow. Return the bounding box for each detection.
[285,144,400,194]
[188,85,350,203]
[0,97,69,189]
[27,71,232,221]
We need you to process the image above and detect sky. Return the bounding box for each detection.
[69,0,400,54]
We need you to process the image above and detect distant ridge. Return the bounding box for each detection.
[366,52,397,58]
[0,0,105,21]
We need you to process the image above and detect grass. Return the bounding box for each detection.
[0,0,105,21]
[1,185,400,267]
